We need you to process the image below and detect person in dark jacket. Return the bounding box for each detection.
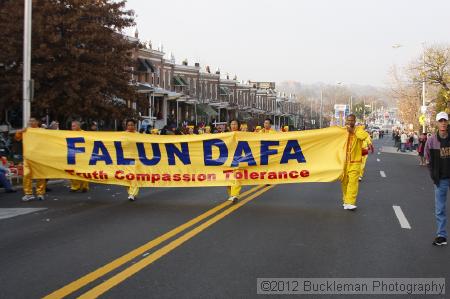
[425,111,450,246]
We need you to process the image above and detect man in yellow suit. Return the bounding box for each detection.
[261,118,276,133]
[342,114,369,211]
[69,120,89,193]
[15,117,47,201]
[125,119,139,201]
[227,119,241,204]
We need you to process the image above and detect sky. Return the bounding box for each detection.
[124,0,449,87]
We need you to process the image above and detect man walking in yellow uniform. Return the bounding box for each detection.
[342,114,369,211]
[69,120,89,193]
[125,119,139,201]
[261,118,276,134]
[15,117,47,201]
[226,119,241,203]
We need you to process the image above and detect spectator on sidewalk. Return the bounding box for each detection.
[413,132,419,151]
[394,131,401,151]
[0,164,16,193]
[418,133,427,166]
[425,111,449,246]
[400,131,408,152]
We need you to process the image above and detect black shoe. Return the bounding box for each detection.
[46,187,52,192]
[432,237,447,246]
[81,188,88,193]
[69,189,78,192]
[5,189,17,193]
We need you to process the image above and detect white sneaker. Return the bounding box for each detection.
[358,177,362,181]
[227,196,238,204]
[128,195,135,201]
[37,195,45,201]
[344,204,357,210]
[22,194,35,202]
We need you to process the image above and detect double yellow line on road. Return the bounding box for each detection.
[44,184,273,299]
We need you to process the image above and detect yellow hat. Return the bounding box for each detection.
[151,129,159,134]
[188,125,194,129]
[255,126,262,130]
[205,126,210,129]
[283,126,289,131]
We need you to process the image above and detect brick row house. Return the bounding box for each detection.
[129,32,304,130]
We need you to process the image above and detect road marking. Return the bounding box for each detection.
[44,185,265,299]
[0,208,47,220]
[376,158,380,162]
[380,171,386,177]
[392,205,411,229]
[78,185,274,299]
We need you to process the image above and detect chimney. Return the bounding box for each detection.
[215,67,220,75]
[134,28,139,38]
[182,59,188,66]
[195,62,200,68]
[206,66,211,73]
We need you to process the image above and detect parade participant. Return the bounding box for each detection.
[69,120,89,193]
[204,126,211,134]
[188,125,195,135]
[240,123,248,132]
[359,133,373,181]
[15,117,47,201]
[226,119,241,204]
[261,118,276,133]
[341,114,369,211]
[254,126,262,133]
[282,126,289,132]
[425,111,449,246]
[151,128,159,135]
[125,119,139,201]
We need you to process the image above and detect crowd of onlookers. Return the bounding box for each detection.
[392,129,428,165]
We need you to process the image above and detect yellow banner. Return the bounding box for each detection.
[23,127,347,187]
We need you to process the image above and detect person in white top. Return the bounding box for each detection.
[400,131,408,152]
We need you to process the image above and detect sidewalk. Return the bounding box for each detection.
[380,146,418,156]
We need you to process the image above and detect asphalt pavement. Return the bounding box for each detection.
[0,136,448,299]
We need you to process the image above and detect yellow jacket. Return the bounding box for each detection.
[260,128,277,134]
[362,135,372,149]
[346,126,369,164]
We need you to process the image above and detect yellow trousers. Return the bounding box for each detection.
[341,164,361,205]
[23,161,46,195]
[227,185,242,197]
[128,185,139,197]
[70,180,89,191]
[360,155,368,178]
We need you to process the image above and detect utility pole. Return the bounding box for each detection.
[23,0,32,127]
[422,42,426,133]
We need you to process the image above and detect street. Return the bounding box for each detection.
[0,137,448,299]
